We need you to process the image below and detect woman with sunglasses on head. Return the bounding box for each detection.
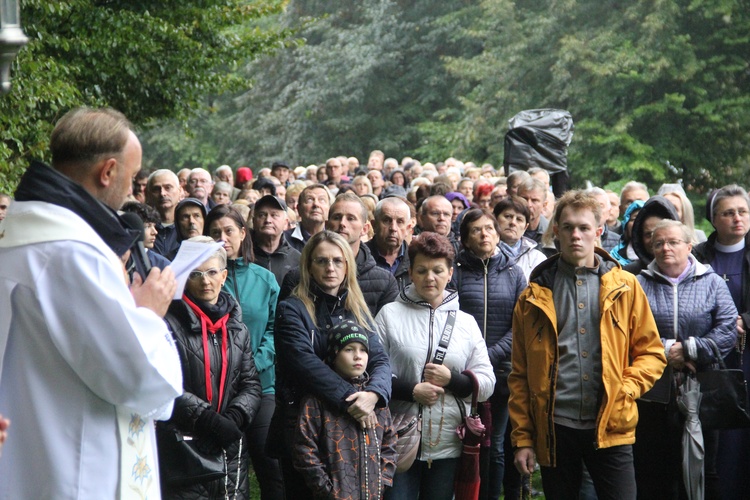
[271,230,393,499]
[158,237,261,499]
[205,204,284,500]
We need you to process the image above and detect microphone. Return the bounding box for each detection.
[120,212,153,280]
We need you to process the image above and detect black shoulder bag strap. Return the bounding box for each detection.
[432,310,457,365]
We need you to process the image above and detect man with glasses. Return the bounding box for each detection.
[418,195,461,253]
[187,167,215,210]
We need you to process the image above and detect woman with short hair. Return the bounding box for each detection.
[635,220,736,498]
[376,232,495,500]
[205,205,284,500]
[158,238,261,499]
[692,184,750,498]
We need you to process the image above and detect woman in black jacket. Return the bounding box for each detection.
[159,237,261,499]
[270,230,392,499]
[451,208,527,500]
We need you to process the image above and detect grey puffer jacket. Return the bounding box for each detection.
[637,257,737,365]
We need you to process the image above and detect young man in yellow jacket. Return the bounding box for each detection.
[509,190,666,500]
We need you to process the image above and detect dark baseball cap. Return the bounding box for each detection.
[254,194,287,212]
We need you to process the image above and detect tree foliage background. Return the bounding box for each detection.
[0,0,289,192]
[2,0,749,198]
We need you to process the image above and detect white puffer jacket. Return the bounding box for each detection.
[375,285,495,461]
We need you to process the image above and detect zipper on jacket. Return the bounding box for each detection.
[229,260,240,299]
[672,282,679,340]
[483,259,489,339]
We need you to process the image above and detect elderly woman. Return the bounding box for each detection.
[493,196,546,281]
[271,230,392,499]
[452,210,527,499]
[158,237,261,499]
[634,220,736,498]
[376,232,495,500]
[204,205,284,500]
[692,184,750,498]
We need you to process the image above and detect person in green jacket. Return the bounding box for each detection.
[206,204,284,500]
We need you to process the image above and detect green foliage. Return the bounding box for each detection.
[0,0,289,193]
[431,0,750,193]
[142,0,474,169]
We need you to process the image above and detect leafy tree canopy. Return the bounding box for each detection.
[0,0,289,193]
[432,0,750,193]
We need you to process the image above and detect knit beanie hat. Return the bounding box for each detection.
[326,319,369,366]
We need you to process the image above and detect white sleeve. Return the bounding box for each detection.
[35,242,182,416]
[462,314,496,403]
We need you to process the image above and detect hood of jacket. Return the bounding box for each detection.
[631,196,679,264]
[530,247,620,289]
[398,283,459,311]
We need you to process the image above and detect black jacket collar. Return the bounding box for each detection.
[14,160,139,256]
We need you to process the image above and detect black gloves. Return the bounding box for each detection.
[224,407,245,430]
[195,409,242,447]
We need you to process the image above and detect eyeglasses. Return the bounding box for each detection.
[652,240,687,250]
[719,209,749,219]
[187,268,224,281]
[312,257,346,269]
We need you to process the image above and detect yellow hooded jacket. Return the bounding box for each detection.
[508,248,667,467]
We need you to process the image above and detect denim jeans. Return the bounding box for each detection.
[385,458,459,500]
[540,424,636,500]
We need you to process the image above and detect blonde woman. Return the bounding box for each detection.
[270,230,392,499]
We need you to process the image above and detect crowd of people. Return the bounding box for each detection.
[1,106,749,500]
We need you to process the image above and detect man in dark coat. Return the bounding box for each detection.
[251,194,301,286]
[366,196,413,292]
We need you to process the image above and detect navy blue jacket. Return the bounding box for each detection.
[451,248,527,369]
[269,286,392,458]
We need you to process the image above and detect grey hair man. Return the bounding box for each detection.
[187,167,215,209]
[365,196,414,291]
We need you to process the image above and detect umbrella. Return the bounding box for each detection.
[454,413,485,500]
[677,375,704,500]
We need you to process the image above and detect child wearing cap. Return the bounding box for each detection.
[293,320,397,500]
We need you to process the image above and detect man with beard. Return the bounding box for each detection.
[146,169,182,258]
